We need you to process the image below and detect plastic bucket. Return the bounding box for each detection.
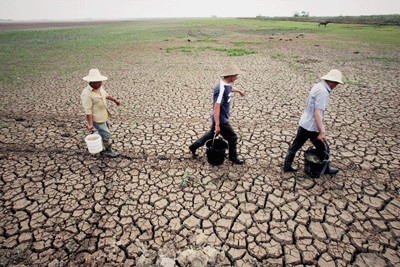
[304,148,330,178]
[205,138,228,166]
[85,134,103,154]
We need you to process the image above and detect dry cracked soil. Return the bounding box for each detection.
[0,21,400,267]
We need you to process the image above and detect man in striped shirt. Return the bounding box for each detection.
[283,69,344,174]
[189,62,246,165]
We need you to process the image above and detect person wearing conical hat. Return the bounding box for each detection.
[188,62,246,165]
[283,69,344,174]
[81,69,121,157]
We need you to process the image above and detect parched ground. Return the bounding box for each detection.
[0,21,400,266]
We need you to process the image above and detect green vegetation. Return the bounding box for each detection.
[180,168,190,186]
[194,37,218,42]
[0,20,188,84]
[166,46,192,53]
[185,18,400,45]
[332,14,400,24]
[202,46,257,56]
[232,41,266,45]
[257,14,400,26]
[271,53,286,58]
[367,56,399,62]
[0,17,399,85]
[167,45,257,56]
[345,77,366,86]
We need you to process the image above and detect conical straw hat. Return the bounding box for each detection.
[221,62,242,77]
[83,69,108,82]
[320,69,343,84]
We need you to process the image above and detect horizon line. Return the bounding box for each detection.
[1,14,399,23]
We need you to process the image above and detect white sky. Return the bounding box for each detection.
[1,0,399,21]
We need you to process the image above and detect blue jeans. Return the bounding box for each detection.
[93,121,111,142]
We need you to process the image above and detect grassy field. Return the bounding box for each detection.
[0,18,399,85]
[256,14,400,25]
[186,18,400,45]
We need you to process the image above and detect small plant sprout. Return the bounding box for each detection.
[390,236,400,243]
[107,178,120,189]
[67,240,76,250]
[292,173,301,180]
[181,168,190,186]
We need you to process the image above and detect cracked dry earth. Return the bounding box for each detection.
[0,30,400,266]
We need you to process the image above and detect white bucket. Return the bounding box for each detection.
[85,134,103,154]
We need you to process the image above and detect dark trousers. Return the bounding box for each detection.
[289,127,330,155]
[190,122,238,160]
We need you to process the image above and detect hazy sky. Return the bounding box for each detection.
[1,0,399,21]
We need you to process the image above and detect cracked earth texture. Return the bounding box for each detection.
[0,21,400,266]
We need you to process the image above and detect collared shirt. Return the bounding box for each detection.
[299,81,331,132]
[211,80,232,124]
[81,86,110,123]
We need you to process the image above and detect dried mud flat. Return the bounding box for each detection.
[0,22,400,267]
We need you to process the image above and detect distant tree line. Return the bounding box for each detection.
[293,11,309,18]
[251,14,400,26]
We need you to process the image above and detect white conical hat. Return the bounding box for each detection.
[221,61,243,77]
[320,69,343,84]
[83,69,108,82]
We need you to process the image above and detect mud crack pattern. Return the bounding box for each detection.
[0,26,400,266]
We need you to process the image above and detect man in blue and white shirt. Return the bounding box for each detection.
[283,69,344,174]
[189,62,246,164]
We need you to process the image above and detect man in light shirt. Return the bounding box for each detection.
[81,69,121,157]
[188,62,246,165]
[283,69,344,175]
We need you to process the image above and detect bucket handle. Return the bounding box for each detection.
[311,139,329,161]
[211,134,219,150]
